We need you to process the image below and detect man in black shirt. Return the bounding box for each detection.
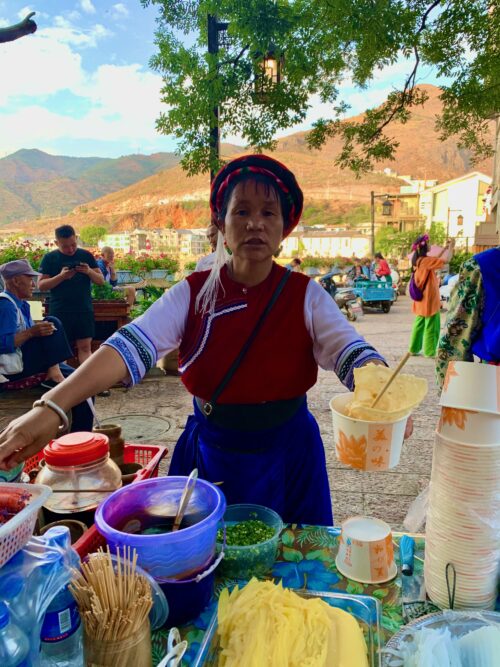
[39,225,104,365]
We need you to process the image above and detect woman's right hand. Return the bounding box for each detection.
[0,407,61,470]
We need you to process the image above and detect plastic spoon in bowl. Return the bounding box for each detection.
[172,468,198,532]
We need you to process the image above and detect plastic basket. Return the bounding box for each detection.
[24,442,166,479]
[0,482,52,568]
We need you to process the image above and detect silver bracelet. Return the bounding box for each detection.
[32,398,70,433]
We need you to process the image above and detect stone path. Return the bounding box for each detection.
[92,295,442,529]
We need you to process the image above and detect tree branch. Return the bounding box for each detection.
[365,0,441,140]
[218,44,249,68]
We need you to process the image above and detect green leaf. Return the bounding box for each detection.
[346,580,365,595]
[305,548,331,561]
[280,529,295,548]
[282,547,304,562]
[372,587,390,599]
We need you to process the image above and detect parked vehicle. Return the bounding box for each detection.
[334,286,363,321]
[352,278,395,313]
[319,271,363,321]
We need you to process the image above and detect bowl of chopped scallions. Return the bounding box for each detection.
[216,504,283,580]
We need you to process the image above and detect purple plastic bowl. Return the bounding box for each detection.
[157,553,222,627]
[94,477,226,580]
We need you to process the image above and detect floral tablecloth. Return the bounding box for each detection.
[151,526,431,665]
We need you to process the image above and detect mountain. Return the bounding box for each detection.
[280,85,493,181]
[4,85,494,233]
[0,149,181,224]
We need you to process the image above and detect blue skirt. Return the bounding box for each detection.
[169,398,333,526]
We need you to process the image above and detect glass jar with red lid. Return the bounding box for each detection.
[35,432,122,515]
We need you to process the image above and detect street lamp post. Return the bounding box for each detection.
[206,17,282,184]
[207,15,228,183]
[370,191,376,257]
[371,192,397,255]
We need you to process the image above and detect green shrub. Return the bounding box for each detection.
[114,254,179,276]
[91,283,124,301]
[0,241,51,270]
[130,286,165,318]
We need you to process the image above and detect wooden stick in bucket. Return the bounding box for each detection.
[370,352,411,408]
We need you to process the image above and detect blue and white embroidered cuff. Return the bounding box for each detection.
[103,323,158,386]
[335,341,387,391]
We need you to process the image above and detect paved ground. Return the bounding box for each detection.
[90,294,441,530]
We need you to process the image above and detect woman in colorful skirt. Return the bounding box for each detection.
[437,245,500,387]
[0,155,412,525]
[409,234,453,358]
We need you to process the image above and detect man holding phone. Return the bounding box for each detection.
[38,225,104,366]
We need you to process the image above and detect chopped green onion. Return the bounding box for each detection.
[218,519,275,546]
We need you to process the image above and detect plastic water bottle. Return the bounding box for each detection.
[0,575,31,627]
[39,550,83,667]
[0,601,30,666]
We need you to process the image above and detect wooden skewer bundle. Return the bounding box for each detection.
[70,546,153,665]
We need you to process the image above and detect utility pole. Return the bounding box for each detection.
[207,15,220,184]
[370,191,375,256]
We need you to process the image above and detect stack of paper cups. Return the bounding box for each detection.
[425,362,500,610]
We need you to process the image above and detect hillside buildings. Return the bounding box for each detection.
[367,171,493,251]
[2,170,495,260]
[98,228,209,256]
[96,169,494,259]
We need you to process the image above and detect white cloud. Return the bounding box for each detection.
[0,18,9,27]
[41,23,112,49]
[112,4,129,18]
[0,29,168,156]
[0,33,84,104]
[80,0,96,15]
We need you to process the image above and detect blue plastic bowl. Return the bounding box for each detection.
[95,477,226,580]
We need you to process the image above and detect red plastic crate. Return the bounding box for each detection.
[26,443,167,559]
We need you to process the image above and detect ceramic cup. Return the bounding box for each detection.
[335,516,397,584]
[330,393,409,471]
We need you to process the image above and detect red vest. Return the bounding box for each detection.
[180,263,318,403]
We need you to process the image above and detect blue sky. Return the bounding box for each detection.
[0,1,443,159]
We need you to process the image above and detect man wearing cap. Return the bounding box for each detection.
[0,260,93,430]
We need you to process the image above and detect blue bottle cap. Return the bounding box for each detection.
[0,601,9,630]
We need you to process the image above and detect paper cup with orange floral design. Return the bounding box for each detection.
[335,516,397,584]
[330,393,409,471]
[440,361,500,415]
[437,406,500,445]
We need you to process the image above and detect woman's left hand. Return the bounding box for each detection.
[404,416,414,439]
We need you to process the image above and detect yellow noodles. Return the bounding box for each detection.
[216,579,368,667]
[346,364,427,422]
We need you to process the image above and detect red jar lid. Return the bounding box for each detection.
[44,432,110,466]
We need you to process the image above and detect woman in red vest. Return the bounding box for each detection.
[0,155,411,525]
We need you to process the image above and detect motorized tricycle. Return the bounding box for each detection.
[352,277,395,313]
